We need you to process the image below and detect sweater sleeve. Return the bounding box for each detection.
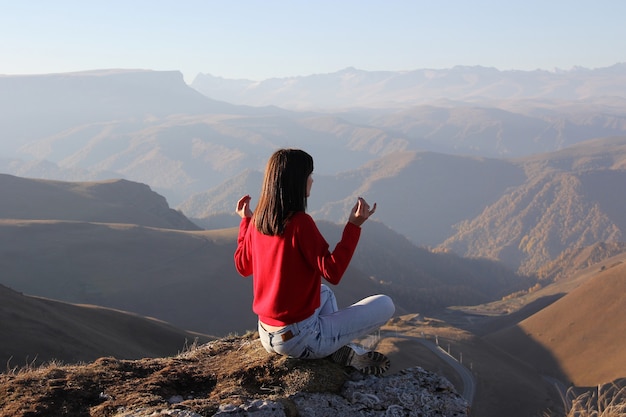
[297,215,361,285]
[234,217,253,277]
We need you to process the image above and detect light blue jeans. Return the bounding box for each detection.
[258,284,395,359]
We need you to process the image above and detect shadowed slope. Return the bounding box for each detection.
[0,284,212,367]
[0,174,199,230]
[0,220,254,335]
[486,261,626,386]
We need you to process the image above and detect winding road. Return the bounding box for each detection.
[382,332,476,405]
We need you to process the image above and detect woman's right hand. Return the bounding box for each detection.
[348,197,376,227]
[236,195,253,218]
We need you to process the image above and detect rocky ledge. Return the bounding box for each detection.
[0,333,468,416]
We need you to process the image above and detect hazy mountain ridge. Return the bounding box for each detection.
[519,135,626,174]
[0,70,287,203]
[0,70,240,152]
[357,105,626,157]
[191,64,626,109]
[3,68,626,208]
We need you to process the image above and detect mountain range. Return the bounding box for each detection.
[440,137,626,274]
[2,66,626,208]
[191,64,626,110]
[1,65,625,415]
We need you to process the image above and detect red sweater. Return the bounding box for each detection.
[234,212,361,326]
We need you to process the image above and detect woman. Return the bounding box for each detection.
[234,148,395,375]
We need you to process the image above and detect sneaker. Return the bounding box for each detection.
[331,343,390,375]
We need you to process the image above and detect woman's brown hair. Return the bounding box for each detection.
[254,149,314,236]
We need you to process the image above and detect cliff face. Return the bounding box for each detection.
[0,333,468,416]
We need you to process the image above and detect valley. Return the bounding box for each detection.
[375,249,626,417]
[1,148,625,416]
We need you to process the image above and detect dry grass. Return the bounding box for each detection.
[554,382,626,417]
[0,332,351,417]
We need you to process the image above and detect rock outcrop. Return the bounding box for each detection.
[0,333,468,416]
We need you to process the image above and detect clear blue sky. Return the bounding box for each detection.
[2,0,625,83]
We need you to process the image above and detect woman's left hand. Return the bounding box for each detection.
[236,195,253,218]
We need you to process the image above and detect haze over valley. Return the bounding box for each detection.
[1,66,625,416]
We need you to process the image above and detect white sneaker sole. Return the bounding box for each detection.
[331,344,390,375]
